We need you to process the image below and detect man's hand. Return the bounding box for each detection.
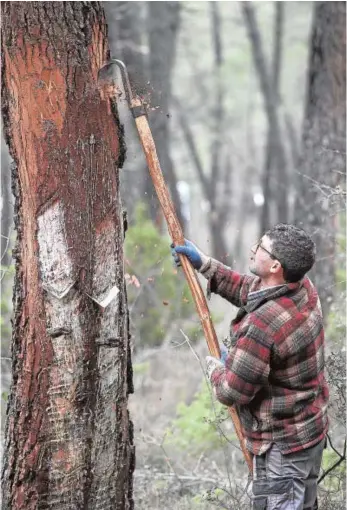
[206,355,224,380]
[171,239,205,269]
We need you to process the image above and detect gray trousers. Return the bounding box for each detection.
[252,438,326,510]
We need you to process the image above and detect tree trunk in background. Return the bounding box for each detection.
[242,2,289,225]
[208,1,229,263]
[215,154,233,265]
[173,4,231,262]
[294,1,346,320]
[260,3,284,233]
[103,1,146,97]
[103,1,148,221]
[146,1,185,230]
[210,0,224,211]
[173,95,231,263]
[1,145,12,267]
[284,111,300,172]
[1,3,134,508]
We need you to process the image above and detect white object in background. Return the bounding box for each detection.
[177,180,191,221]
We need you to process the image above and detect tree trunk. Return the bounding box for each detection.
[208,2,229,263]
[173,96,230,261]
[103,2,148,222]
[215,153,233,266]
[242,2,289,225]
[146,1,184,230]
[1,3,134,509]
[260,3,284,233]
[209,1,224,208]
[294,1,346,319]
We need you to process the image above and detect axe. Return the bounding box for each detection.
[98,59,253,475]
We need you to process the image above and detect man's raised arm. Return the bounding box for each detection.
[171,239,259,308]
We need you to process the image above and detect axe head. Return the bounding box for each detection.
[98,62,117,84]
[98,59,133,105]
[97,62,122,102]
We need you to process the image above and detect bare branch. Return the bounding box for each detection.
[318,438,346,484]
[172,95,211,201]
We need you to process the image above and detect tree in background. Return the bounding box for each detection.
[104,1,146,97]
[103,1,185,230]
[242,2,289,228]
[259,3,284,233]
[173,2,233,263]
[295,1,346,319]
[146,2,185,230]
[102,1,148,220]
[1,3,134,508]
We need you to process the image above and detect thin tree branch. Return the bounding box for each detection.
[172,95,211,202]
[218,152,233,226]
[318,438,346,484]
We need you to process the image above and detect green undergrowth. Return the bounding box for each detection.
[167,380,235,454]
[320,447,346,493]
[125,203,201,348]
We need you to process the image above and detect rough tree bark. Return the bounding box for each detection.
[146,1,185,230]
[1,3,134,509]
[294,1,346,319]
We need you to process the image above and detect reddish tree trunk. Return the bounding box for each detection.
[1,2,134,508]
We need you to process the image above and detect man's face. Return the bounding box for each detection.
[249,235,278,277]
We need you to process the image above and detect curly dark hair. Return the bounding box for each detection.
[265,224,316,283]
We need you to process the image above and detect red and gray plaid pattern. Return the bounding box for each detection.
[200,259,329,455]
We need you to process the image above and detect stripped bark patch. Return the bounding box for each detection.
[37,200,76,299]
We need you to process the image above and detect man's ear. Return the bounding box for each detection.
[270,261,282,274]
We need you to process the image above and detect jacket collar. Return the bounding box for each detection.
[244,281,302,313]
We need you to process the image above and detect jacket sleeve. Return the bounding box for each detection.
[210,325,271,406]
[199,258,259,307]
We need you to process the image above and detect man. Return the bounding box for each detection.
[172,224,329,510]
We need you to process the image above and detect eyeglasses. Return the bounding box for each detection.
[251,241,285,269]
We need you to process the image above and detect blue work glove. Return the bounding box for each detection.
[170,239,204,270]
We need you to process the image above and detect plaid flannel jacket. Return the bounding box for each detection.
[200,258,329,455]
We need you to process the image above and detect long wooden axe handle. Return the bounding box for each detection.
[99,59,253,474]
